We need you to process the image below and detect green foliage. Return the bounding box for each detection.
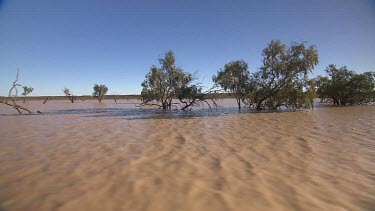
[316,65,375,105]
[93,84,108,102]
[63,88,71,96]
[138,40,373,111]
[62,88,77,103]
[22,86,34,96]
[213,60,250,109]
[141,50,202,109]
[304,79,317,109]
[21,86,34,103]
[248,40,319,109]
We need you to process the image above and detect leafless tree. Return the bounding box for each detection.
[0,70,32,114]
[43,97,49,104]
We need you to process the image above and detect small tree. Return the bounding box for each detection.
[141,50,192,109]
[22,86,34,103]
[93,84,108,102]
[62,88,77,103]
[141,50,216,110]
[213,60,250,109]
[112,92,119,103]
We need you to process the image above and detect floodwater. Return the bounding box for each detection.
[0,99,374,211]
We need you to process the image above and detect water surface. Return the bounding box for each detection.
[0,100,374,211]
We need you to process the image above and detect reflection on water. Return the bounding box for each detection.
[0,99,374,211]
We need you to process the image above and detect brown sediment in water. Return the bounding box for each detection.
[0,100,374,211]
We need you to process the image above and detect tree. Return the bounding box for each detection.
[316,65,375,105]
[112,92,119,103]
[349,71,375,104]
[141,50,216,110]
[22,86,34,103]
[62,88,77,103]
[249,40,319,110]
[315,75,332,103]
[141,50,192,109]
[93,84,108,102]
[213,60,250,109]
[0,70,32,114]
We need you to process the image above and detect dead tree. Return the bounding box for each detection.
[140,85,219,111]
[0,71,32,114]
[43,97,49,104]
[179,86,219,111]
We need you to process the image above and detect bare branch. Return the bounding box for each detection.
[1,70,32,114]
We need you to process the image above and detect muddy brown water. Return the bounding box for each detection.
[0,100,374,211]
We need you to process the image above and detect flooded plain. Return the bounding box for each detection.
[0,100,374,211]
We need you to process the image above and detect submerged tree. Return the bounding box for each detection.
[93,84,108,102]
[316,65,375,105]
[249,40,319,110]
[62,88,77,103]
[0,71,32,114]
[112,92,119,103]
[141,50,216,110]
[213,60,250,109]
[22,86,34,103]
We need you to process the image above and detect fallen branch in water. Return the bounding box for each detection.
[0,100,32,114]
[1,70,32,114]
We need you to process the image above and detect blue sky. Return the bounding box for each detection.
[0,0,374,96]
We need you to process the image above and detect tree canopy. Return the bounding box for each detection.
[213,60,250,109]
[21,86,34,103]
[316,65,375,105]
[141,50,216,110]
[93,84,108,102]
[248,40,319,110]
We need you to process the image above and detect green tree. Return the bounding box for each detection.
[62,88,77,103]
[141,50,216,110]
[316,65,375,105]
[22,86,34,103]
[249,40,319,110]
[93,84,108,102]
[349,71,375,104]
[213,60,250,109]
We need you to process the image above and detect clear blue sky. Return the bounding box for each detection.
[1,0,374,96]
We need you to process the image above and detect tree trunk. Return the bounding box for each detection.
[236,98,241,110]
[256,101,262,110]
